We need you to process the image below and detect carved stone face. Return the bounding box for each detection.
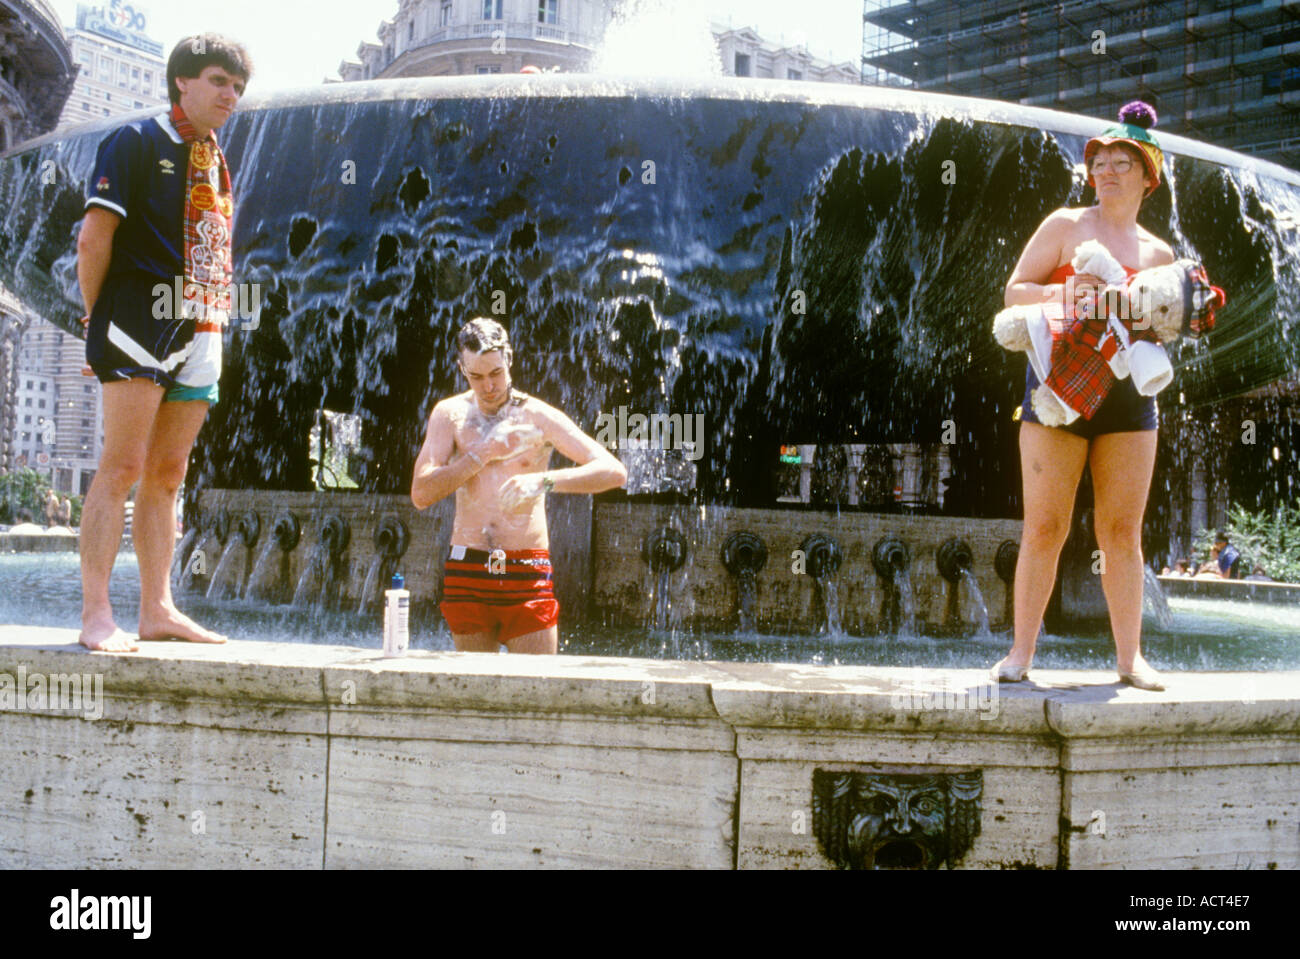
[813,769,982,870]
[847,775,948,869]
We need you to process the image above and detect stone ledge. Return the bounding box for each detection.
[2,626,1297,738]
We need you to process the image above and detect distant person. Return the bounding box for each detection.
[76,33,252,652]
[410,318,627,654]
[9,509,44,535]
[44,489,60,527]
[1214,531,1241,579]
[57,496,73,528]
[1195,546,1221,577]
[1244,565,1272,583]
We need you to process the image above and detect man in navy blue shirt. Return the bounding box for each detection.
[76,33,251,652]
[1214,532,1241,580]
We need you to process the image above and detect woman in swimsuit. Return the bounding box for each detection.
[992,103,1173,691]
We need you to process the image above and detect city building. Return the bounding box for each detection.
[861,0,1300,170]
[339,0,860,83]
[339,0,614,79]
[57,2,168,129]
[13,315,103,495]
[714,26,858,83]
[0,0,75,149]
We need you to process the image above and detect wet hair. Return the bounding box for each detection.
[167,34,253,105]
[457,317,512,366]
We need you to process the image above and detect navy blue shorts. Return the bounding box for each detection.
[1019,365,1156,439]
[86,272,222,404]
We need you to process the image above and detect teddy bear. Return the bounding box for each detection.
[992,241,1224,427]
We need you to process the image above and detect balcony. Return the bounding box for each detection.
[421,19,591,48]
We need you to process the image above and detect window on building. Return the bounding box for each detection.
[82,101,91,111]
[23,415,30,425]
[482,0,503,19]
[409,20,416,40]
[84,385,93,393]
[81,419,92,428]
[103,107,110,116]
[105,91,112,100]
[735,53,751,77]
[539,0,558,24]
[132,67,140,78]
[787,69,802,80]
[441,1,453,26]
[38,382,46,391]
[143,70,152,84]
[476,65,502,74]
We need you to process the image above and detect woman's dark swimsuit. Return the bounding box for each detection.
[1018,263,1157,438]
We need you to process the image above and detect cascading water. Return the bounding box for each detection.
[291,515,350,611]
[357,516,410,613]
[722,531,767,635]
[246,511,301,605]
[206,511,260,601]
[3,76,1298,651]
[1142,566,1174,631]
[800,534,843,636]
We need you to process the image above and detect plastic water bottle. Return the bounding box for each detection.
[383,572,409,657]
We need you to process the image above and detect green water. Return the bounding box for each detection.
[1,553,1296,670]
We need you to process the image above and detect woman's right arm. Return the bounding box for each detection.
[1004,210,1070,308]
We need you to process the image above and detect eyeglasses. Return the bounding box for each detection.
[1090,157,1135,175]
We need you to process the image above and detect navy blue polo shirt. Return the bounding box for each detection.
[84,112,189,285]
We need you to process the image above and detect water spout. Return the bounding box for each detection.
[994,540,1019,629]
[291,515,350,611]
[872,537,914,635]
[206,511,260,601]
[721,531,767,634]
[1143,566,1173,630]
[642,526,687,630]
[247,511,301,605]
[178,508,229,594]
[800,534,843,635]
[937,538,988,634]
[358,516,410,613]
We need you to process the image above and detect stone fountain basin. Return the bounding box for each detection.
[1,626,1295,869]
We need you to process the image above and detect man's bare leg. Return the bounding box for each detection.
[79,379,164,651]
[135,398,225,644]
[504,626,558,655]
[453,630,503,652]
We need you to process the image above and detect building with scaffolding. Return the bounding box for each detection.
[862,0,1300,170]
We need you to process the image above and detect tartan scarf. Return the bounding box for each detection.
[170,104,233,328]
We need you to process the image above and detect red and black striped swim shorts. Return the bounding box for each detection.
[440,545,560,642]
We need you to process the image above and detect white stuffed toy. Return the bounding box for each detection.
[992,240,1220,427]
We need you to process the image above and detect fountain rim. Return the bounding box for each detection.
[9,73,1300,187]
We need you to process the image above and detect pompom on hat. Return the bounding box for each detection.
[1085,101,1164,197]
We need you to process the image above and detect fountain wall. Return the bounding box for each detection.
[2,629,1296,869]
[3,77,1298,565]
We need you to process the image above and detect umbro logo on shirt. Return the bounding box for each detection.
[159,159,175,174]
[96,176,110,192]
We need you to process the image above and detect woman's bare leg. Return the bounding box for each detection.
[1003,422,1089,668]
[1088,430,1159,678]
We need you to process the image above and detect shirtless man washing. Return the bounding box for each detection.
[411,318,627,654]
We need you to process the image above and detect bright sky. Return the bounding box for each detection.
[49,0,863,92]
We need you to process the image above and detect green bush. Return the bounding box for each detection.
[1193,502,1300,584]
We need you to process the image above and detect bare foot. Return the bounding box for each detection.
[80,618,140,652]
[138,605,227,644]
